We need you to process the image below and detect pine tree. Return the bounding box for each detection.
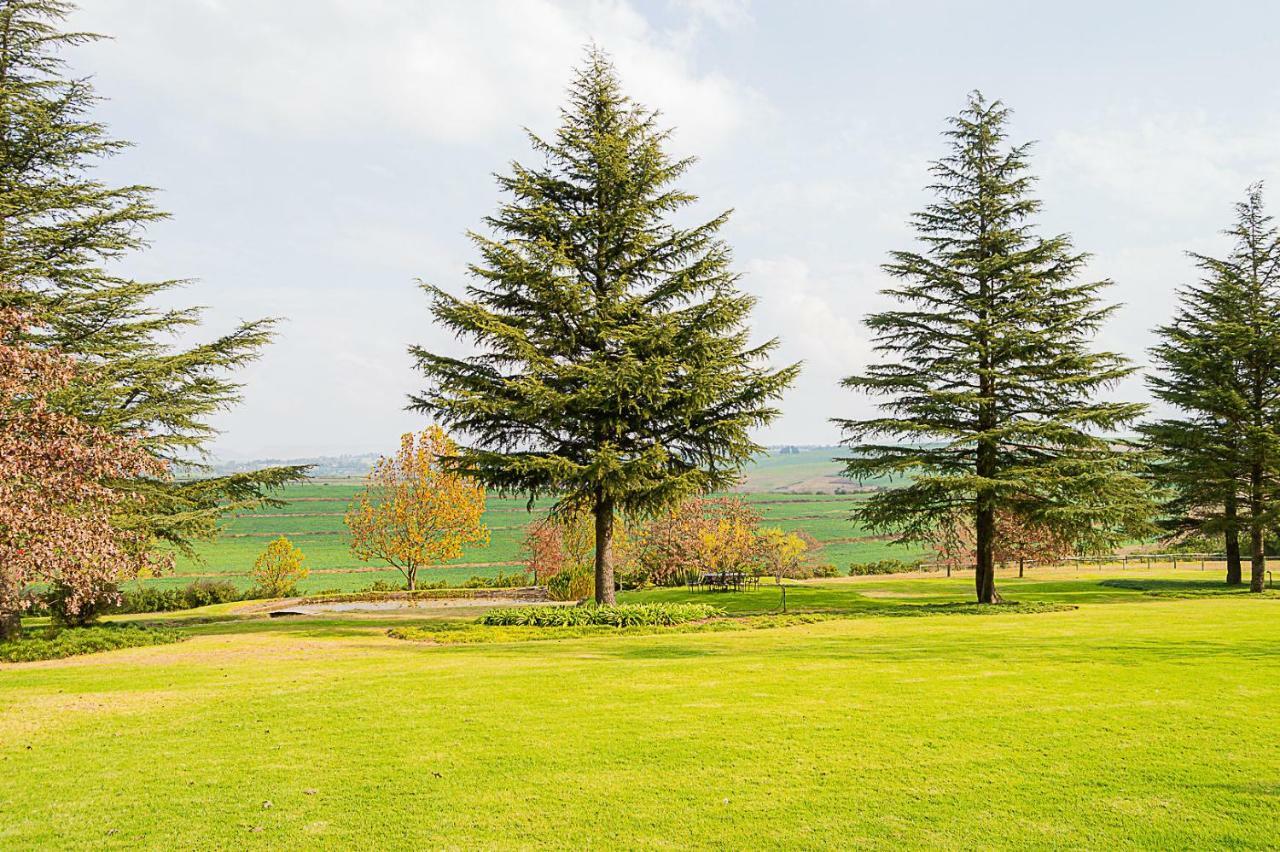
[411,49,797,604]
[837,93,1154,604]
[1145,185,1280,592]
[0,1,306,557]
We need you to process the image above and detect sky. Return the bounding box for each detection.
[68,0,1280,460]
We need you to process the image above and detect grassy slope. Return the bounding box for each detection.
[2,573,1277,848]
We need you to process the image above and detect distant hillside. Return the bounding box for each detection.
[192,446,901,494]
[735,446,901,494]
[181,453,380,478]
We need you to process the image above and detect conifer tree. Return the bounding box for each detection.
[837,93,1154,603]
[0,1,306,556]
[1145,185,1280,592]
[412,49,797,604]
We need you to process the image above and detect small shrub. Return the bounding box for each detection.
[546,567,593,601]
[461,570,531,589]
[477,602,724,628]
[614,566,650,590]
[118,586,188,613]
[811,563,840,578]
[849,558,926,576]
[0,625,185,663]
[45,581,119,627]
[251,536,308,598]
[183,579,243,608]
[364,579,409,592]
[115,580,244,614]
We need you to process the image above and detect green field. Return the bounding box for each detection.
[3,571,1277,848]
[157,474,921,593]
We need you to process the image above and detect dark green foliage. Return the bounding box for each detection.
[837,93,1155,603]
[412,49,797,604]
[476,602,723,628]
[0,1,307,557]
[1144,185,1280,592]
[460,571,531,589]
[0,625,184,663]
[181,579,245,608]
[811,563,841,578]
[849,558,927,576]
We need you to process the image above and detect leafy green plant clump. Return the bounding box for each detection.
[477,603,725,628]
[0,626,185,664]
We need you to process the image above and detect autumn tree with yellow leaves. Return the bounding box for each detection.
[345,428,489,591]
[251,536,308,597]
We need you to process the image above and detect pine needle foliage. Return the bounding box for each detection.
[411,49,797,603]
[836,93,1154,603]
[0,1,307,555]
[1144,184,1280,592]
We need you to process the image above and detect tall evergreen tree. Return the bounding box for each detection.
[412,49,797,604]
[1145,185,1280,593]
[837,93,1154,603]
[0,1,306,556]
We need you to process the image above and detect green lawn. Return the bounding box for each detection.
[2,572,1277,848]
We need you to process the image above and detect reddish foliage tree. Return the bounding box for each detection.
[524,518,566,584]
[926,508,1075,579]
[0,307,167,639]
[523,510,633,589]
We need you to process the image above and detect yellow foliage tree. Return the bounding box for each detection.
[251,535,308,597]
[694,510,762,575]
[756,527,808,583]
[345,428,489,590]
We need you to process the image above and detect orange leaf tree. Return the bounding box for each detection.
[345,428,489,590]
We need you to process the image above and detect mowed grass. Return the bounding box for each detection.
[158,481,908,593]
[2,572,1278,848]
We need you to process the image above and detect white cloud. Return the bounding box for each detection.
[72,0,763,152]
[743,256,889,444]
[1044,113,1280,230]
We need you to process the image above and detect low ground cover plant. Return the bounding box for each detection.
[389,612,830,645]
[477,602,724,628]
[0,625,185,663]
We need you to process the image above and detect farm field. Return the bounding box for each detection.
[156,466,923,593]
[2,571,1277,848]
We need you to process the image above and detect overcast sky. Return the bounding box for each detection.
[69,0,1280,460]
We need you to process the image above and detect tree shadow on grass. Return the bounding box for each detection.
[1100,579,1240,592]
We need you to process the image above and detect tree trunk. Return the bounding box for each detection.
[593,493,616,605]
[406,565,417,592]
[0,610,21,643]
[975,499,1000,603]
[1018,559,1024,579]
[1250,463,1266,593]
[1224,493,1243,585]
